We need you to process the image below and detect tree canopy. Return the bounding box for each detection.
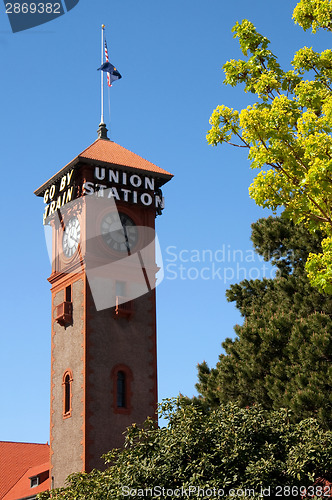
[196,216,332,428]
[38,399,332,500]
[293,0,332,33]
[207,0,332,293]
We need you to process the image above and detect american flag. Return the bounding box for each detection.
[104,40,112,87]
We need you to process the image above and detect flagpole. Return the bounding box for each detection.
[101,24,105,124]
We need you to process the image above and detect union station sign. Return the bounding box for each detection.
[42,166,164,224]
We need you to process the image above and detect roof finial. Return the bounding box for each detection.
[98,122,109,140]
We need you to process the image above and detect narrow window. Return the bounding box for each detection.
[63,370,73,417]
[117,371,126,408]
[112,365,132,413]
[64,374,71,414]
[65,284,72,302]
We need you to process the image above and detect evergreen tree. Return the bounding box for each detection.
[196,216,332,427]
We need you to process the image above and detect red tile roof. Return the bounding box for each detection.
[3,462,50,500]
[79,139,173,176]
[34,138,173,197]
[0,442,49,499]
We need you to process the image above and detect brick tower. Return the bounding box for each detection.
[34,124,173,488]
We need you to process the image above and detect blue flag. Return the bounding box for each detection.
[97,62,122,85]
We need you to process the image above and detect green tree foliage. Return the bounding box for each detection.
[207,1,332,293]
[293,0,332,33]
[38,399,332,500]
[196,216,332,428]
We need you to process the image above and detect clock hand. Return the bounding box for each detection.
[123,224,131,255]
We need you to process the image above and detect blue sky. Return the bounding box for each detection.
[0,1,330,444]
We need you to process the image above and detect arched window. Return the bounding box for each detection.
[62,370,73,418]
[117,371,126,408]
[64,374,71,413]
[111,365,132,414]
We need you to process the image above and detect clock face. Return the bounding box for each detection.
[101,212,138,253]
[63,217,81,258]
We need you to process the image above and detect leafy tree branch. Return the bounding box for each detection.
[207,1,332,292]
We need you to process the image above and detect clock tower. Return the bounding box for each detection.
[34,124,173,489]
